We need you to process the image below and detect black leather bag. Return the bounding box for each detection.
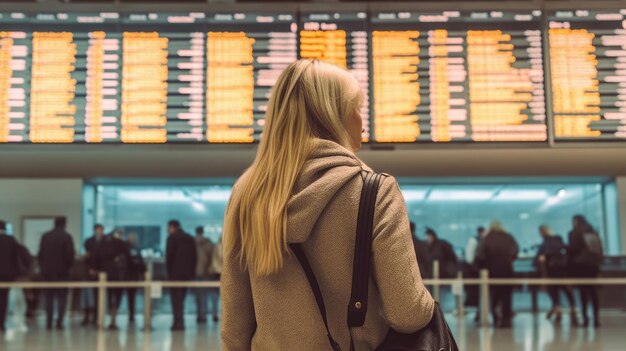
[349,172,459,351]
[375,305,458,351]
[291,172,459,351]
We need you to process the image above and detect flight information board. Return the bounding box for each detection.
[548,9,626,141]
[0,12,29,143]
[207,12,297,143]
[370,10,546,142]
[299,11,370,141]
[6,8,626,144]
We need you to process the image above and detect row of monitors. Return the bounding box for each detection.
[0,9,624,144]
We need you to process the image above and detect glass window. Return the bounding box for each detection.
[94,184,232,257]
[91,178,620,257]
[400,180,618,258]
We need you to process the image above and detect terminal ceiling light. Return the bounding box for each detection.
[494,190,549,201]
[427,190,493,201]
[191,201,206,213]
[119,190,188,202]
[401,189,428,201]
[200,189,232,201]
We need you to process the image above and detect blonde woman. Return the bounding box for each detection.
[222,60,434,350]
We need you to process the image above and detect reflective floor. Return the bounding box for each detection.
[1,311,625,351]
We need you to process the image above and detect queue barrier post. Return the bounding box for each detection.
[97,272,107,330]
[480,269,490,327]
[456,270,464,318]
[144,271,152,333]
[433,260,440,302]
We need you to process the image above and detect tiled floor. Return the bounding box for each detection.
[1,312,625,351]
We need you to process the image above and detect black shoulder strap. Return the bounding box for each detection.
[290,243,343,351]
[348,172,384,327]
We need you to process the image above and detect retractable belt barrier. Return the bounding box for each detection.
[0,271,624,330]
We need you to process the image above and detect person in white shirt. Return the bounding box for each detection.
[465,226,485,322]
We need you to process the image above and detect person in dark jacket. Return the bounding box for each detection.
[37,217,75,330]
[476,221,518,328]
[166,220,197,330]
[15,242,38,320]
[535,225,578,325]
[0,220,20,333]
[81,223,105,326]
[567,215,602,327]
[410,222,431,279]
[125,233,146,325]
[425,228,457,278]
[94,229,132,330]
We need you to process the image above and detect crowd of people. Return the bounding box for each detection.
[0,218,223,333]
[412,214,605,328]
[0,212,608,334]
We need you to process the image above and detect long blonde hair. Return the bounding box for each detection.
[225,59,363,276]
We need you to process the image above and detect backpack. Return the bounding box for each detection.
[546,237,568,269]
[574,232,604,268]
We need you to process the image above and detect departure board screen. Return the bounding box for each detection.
[0,9,564,144]
[548,10,626,141]
[0,12,29,143]
[370,10,547,142]
[299,11,370,141]
[207,12,297,143]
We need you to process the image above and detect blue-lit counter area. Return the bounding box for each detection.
[74,177,626,313]
[0,176,624,313]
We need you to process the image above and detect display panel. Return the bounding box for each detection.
[0,12,29,143]
[370,10,547,142]
[121,12,207,143]
[0,8,558,144]
[299,11,370,141]
[548,9,626,141]
[206,12,297,143]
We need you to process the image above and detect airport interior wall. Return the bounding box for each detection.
[0,178,83,249]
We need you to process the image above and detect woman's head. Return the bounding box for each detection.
[572,214,591,230]
[225,60,365,276]
[490,220,504,233]
[263,59,364,152]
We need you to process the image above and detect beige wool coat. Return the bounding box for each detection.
[221,139,434,351]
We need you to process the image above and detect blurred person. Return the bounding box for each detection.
[0,220,20,333]
[568,215,604,327]
[208,235,223,323]
[70,254,91,326]
[126,233,146,325]
[194,226,214,324]
[410,222,431,279]
[425,228,457,278]
[95,229,131,330]
[465,227,483,265]
[464,226,484,322]
[38,216,75,330]
[16,241,38,320]
[82,223,105,326]
[535,225,578,325]
[166,220,197,331]
[222,60,434,350]
[476,221,518,328]
[12,240,34,332]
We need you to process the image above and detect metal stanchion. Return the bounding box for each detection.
[480,269,490,327]
[455,271,464,318]
[97,272,107,330]
[144,271,152,332]
[433,260,440,302]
